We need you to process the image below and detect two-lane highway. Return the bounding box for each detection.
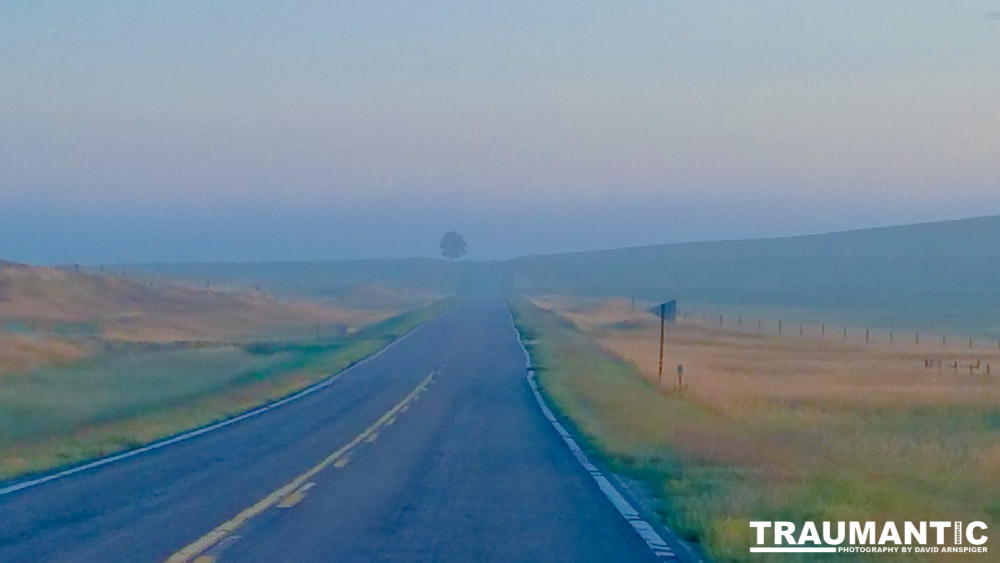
[0,275,678,561]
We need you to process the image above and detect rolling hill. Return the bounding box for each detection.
[0,261,382,376]
[111,258,466,299]
[501,215,1000,333]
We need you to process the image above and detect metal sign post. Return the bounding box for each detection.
[646,300,676,388]
[658,303,665,386]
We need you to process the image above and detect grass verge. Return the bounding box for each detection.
[509,296,1000,561]
[0,298,455,481]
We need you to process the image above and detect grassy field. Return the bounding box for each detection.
[510,295,1000,561]
[0,259,454,480]
[677,301,1000,348]
[501,215,1000,340]
[0,262,387,345]
[111,257,466,299]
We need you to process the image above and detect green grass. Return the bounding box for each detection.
[509,299,724,541]
[0,347,279,444]
[0,298,455,481]
[508,296,1000,562]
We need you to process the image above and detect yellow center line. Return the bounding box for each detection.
[276,482,314,509]
[166,372,435,562]
[276,491,305,509]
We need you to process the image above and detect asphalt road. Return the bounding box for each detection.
[0,276,682,562]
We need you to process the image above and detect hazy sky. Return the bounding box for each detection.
[2,1,1000,263]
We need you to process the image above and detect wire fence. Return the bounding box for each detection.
[677,309,1000,376]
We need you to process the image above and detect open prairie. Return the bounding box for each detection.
[502,216,1000,339]
[514,295,1000,561]
[110,257,465,302]
[0,262,390,345]
[0,261,447,479]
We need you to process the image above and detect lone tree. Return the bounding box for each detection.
[439,231,468,260]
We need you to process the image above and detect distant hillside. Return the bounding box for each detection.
[318,282,436,311]
[502,215,1000,322]
[112,258,466,298]
[0,262,362,344]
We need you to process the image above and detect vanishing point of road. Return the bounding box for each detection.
[0,275,695,562]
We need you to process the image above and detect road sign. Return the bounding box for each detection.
[647,300,677,385]
[646,300,677,322]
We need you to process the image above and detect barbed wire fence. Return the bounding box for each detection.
[676,309,1000,376]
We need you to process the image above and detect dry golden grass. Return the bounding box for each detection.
[0,262,388,346]
[526,295,1000,560]
[0,331,87,376]
[0,259,452,482]
[538,295,1000,411]
[0,289,452,480]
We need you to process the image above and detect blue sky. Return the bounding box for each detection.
[2,1,1000,262]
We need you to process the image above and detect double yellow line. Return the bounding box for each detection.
[167,372,435,562]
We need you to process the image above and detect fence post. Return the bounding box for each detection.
[822,324,826,338]
[843,327,847,341]
[779,320,783,335]
[890,331,894,344]
[799,324,803,337]
[866,329,870,344]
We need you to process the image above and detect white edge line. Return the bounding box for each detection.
[505,302,677,560]
[0,303,456,497]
